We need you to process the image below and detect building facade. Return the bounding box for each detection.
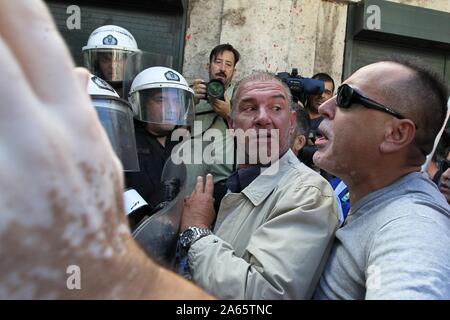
[47,0,450,88]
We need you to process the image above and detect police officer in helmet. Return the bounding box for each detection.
[125,66,195,225]
[82,25,140,96]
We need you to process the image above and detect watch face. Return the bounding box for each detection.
[180,228,195,247]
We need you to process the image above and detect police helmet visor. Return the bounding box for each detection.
[92,97,139,172]
[131,87,194,125]
[83,49,135,83]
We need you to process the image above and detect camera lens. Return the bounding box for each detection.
[206,79,225,100]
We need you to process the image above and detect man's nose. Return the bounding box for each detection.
[168,100,181,110]
[254,107,272,127]
[318,96,337,119]
[165,104,180,119]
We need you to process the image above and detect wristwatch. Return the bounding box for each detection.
[179,226,212,249]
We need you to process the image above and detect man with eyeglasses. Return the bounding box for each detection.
[313,58,450,300]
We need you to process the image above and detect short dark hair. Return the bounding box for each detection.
[209,44,240,66]
[383,57,449,158]
[312,72,335,93]
[293,105,311,138]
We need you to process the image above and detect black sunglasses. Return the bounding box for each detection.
[336,84,407,120]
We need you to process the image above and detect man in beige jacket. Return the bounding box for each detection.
[180,72,339,299]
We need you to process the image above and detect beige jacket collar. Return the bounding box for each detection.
[241,150,299,207]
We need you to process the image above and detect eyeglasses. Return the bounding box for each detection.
[336,84,407,120]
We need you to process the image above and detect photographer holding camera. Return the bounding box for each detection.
[191,44,240,120]
[182,44,240,204]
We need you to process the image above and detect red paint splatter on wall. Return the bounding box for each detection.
[185,34,192,41]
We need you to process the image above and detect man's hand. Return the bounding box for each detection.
[0,0,210,299]
[209,95,231,119]
[191,79,207,104]
[180,175,215,232]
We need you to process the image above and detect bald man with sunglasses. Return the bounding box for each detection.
[313,59,450,300]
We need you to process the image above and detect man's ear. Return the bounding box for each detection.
[292,135,307,155]
[380,119,416,154]
[205,63,210,72]
[289,111,297,135]
[297,135,307,150]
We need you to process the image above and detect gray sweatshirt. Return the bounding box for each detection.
[314,172,450,300]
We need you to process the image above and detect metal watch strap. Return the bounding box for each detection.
[180,226,212,249]
[192,227,212,246]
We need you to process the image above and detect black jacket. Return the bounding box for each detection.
[125,122,180,212]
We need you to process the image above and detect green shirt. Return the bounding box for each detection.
[182,84,236,193]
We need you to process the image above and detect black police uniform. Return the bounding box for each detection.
[125,121,180,213]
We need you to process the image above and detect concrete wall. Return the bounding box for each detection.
[182,0,450,87]
[183,0,347,86]
[183,0,225,82]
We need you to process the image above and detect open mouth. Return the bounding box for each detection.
[315,129,329,147]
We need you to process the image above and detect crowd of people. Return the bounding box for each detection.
[1,0,449,300]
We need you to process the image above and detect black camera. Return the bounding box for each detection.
[276,68,324,103]
[205,79,225,101]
